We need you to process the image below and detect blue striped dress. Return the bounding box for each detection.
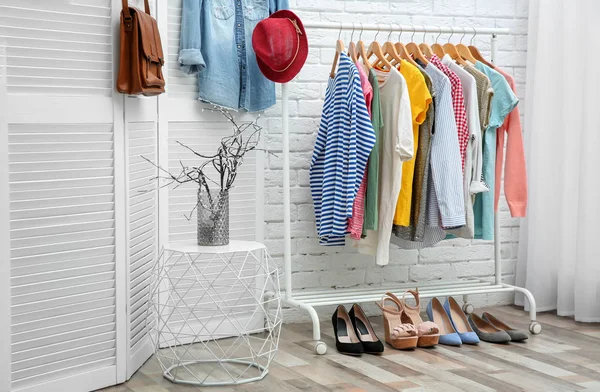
[310,53,376,246]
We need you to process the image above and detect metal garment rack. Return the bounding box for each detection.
[279,22,540,355]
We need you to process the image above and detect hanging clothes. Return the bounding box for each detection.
[429,55,470,172]
[493,67,528,217]
[421,60,465,229]
[393,60,432,227]
[358,67,413,265]
[310,53,375,246]
[362,69,384,235]
[309,29,528,260]
[348,62,374,240]
[178,0,289,111]
[392,64,435,242]
[462,63,494,194]
[442,55,481,239]
[473,61,519,240]
[391,59,464,249]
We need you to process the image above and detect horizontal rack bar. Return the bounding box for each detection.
[289,280,514,307]
[301,21,510,35]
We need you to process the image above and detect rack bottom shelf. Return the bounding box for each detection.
[289,279,510,307]
[283,280,541,354]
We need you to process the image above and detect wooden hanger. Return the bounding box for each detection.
[394,26,419,67]
[356,24,371,72]
[456,27,478,64]
[330,23,345,78]
[418,24,434,59]
[406,25,429,65]
[347,23,359,63]
[431,26,446,58]
[467,27,495,67]
[443,27,467,65]
[382,27,403,69]
[367,29,393,70]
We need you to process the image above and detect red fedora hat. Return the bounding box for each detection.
[252,10,308,83]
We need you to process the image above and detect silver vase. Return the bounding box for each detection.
[197,188,229,246]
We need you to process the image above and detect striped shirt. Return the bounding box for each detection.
[348,62,374,240]
[430,55,470,172]
[422,61,466,229]
[310,53,376,246]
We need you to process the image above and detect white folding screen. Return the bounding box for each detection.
[0,1,124,391]
[0,0,263,390]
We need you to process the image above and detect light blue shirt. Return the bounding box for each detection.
[179,0,288,112]
[310,53,376,246]
[473,61,519,240]
[390,61,465,250]
[424,62,466,228]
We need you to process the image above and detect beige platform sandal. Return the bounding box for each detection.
[376,293,418,350]
[396,290,440,348]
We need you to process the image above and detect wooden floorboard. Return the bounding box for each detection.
[99,306,600,392]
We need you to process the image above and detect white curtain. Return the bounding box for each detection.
[516,0,600,322]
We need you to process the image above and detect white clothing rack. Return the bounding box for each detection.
[279,22,540,355]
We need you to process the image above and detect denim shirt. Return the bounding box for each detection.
[179,0,289,112]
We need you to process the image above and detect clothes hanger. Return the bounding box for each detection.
[356,23,371,72]
[394,25,419,67]
[330,22,345,78]
[406,24,429,65]
[431,26,446,58]
[382,25,403,69]
[419,24,434,59]
[367,27,393,70]
[443,27,467,65]
[347,23,358,63]
[468,27,495,67]
[456,27,478,64]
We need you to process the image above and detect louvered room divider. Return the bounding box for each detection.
[0,1,264,391]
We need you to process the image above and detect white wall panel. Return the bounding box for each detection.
[127,120,157,376]
[0,0,120,390]
[8,123,118,391]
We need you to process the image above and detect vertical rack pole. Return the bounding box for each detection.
[490,33,502,285]
[281,83,293,300]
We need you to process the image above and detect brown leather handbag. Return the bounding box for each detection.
[117,0,165,96]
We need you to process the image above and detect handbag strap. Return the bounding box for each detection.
[122,0,151,18]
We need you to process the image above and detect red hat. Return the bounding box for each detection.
[252,10,308,83]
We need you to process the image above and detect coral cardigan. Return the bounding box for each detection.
[494,67,528,216]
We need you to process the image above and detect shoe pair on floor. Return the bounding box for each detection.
[469,312,529,343]
[333,290,440,355]
[427,297,528,345]
[378,290,440,350]
[332,304,384,355]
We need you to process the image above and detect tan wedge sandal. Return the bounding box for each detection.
[376,293,418,350]
[398,289,440,347]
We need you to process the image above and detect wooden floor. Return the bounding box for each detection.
[101,306,600,392]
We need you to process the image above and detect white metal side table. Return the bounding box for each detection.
[146,241,281,386]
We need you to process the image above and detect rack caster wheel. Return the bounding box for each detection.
[529,322,542,335]
[462,302,475,314]
[314,341,327,355]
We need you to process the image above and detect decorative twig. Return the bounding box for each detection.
[143,106,266,218]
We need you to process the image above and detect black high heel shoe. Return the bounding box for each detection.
[349,303,385,354]
[332,305,364,355]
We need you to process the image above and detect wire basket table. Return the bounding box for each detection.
[146,241,282,386]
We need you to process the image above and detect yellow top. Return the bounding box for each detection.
[393,60,432,226]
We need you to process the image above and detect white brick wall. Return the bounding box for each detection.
[262,0,528,322]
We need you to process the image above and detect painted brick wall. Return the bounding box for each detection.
[262,0,529,322]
